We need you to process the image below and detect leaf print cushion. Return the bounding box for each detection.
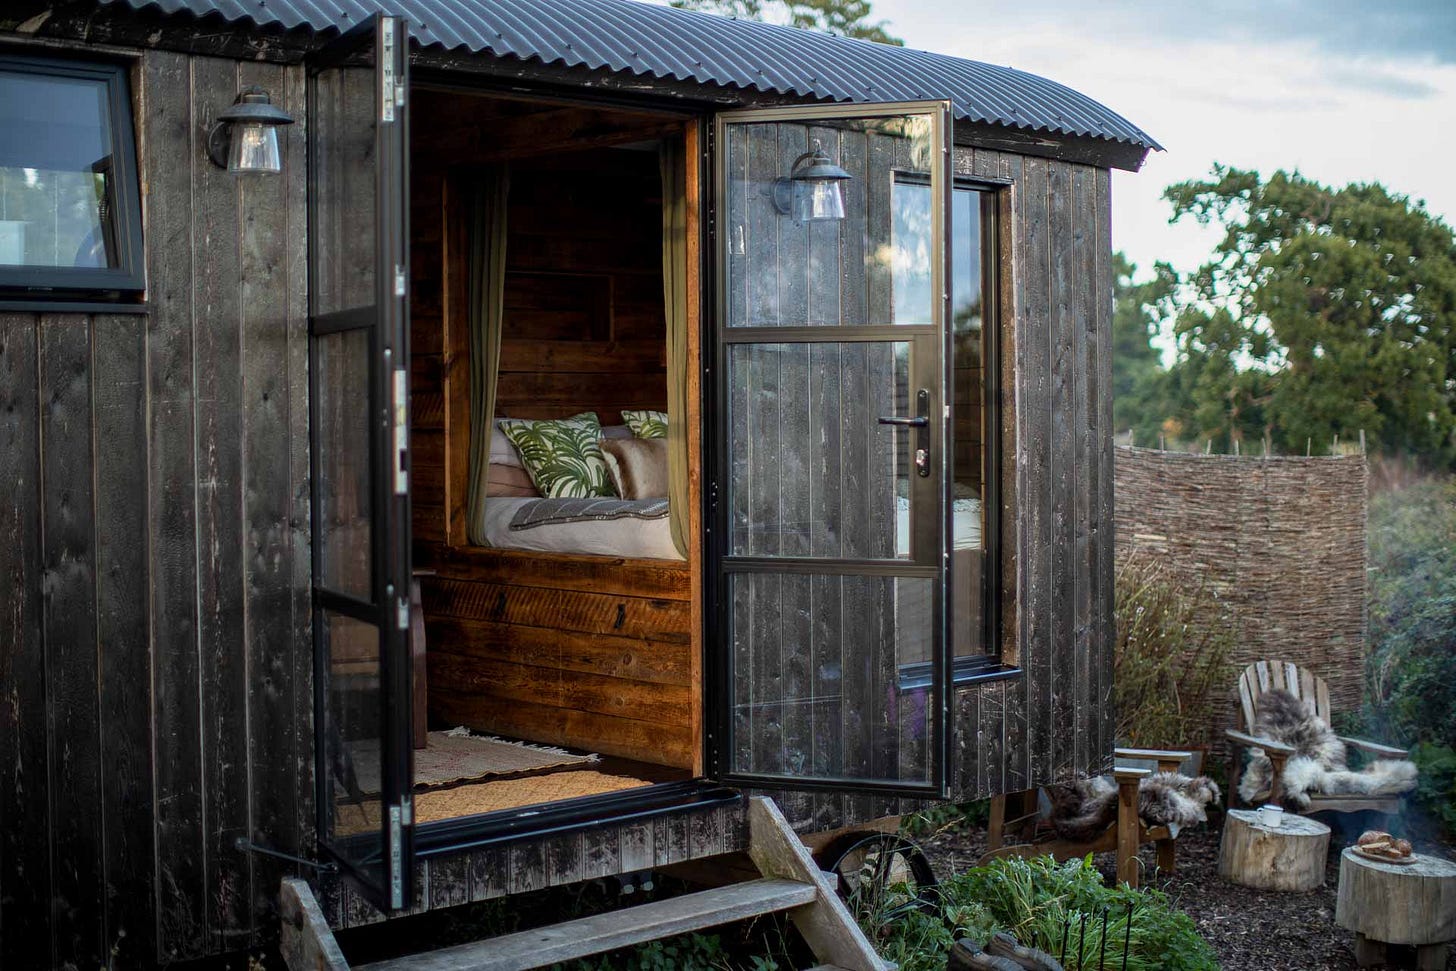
[621,409,668,440]
[497,412,616,499]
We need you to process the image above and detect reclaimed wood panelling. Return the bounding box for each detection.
[0,50,313,967]
[420,548,696,769]
[324,800,749,929]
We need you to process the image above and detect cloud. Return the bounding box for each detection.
[900,0,1456,80]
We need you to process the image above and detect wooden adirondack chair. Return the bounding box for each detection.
[981,747,1194,888]
[1225,660,1410,819]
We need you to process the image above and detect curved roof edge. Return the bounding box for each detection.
[98,0,1161,152]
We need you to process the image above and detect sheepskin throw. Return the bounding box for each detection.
[1047,771,1221,841]
[1237,689,1417,808]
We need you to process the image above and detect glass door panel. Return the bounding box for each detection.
[308,14,412,911]
[714,102,952,796]
[314,328,373,599]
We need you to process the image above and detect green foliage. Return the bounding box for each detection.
[1410,743,1456,838]
[1360,476,1456,836]
[1112,252,1178,443]
[1113,554,1233,749]
[902,798,990,837]
[875,856,1219,971]
[1145,166,1456,465]
[1362,478,1456,747]
[669,0,902,45]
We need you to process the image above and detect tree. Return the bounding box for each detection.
[1111,252,1177,443]
[670,0,903,45]
[1157,166,1456,465]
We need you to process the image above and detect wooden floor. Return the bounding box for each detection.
[415,753,692,823]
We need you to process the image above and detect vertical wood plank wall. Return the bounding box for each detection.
[756,143,1116,831]
[0,52,312,967]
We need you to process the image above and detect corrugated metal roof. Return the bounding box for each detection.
[100,0,1160,150]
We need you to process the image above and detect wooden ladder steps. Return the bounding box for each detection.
[356,878,819,971]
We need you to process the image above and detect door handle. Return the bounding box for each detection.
[879,389,932,477]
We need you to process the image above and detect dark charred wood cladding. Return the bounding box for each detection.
[0,52,312,967]
[322,797,748,928]
[749,144,1115,831]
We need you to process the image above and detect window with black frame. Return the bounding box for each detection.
[892,175,1002,664]
[0,56,144,300]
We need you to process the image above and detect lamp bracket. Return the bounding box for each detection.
[206,121,232,170]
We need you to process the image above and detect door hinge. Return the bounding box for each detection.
[397,595,409,631]
[394,264,407,298]
[388,804,404,909]
[393,367,408,495]
[381,19,397,124]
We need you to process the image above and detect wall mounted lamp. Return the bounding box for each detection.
[772,141,852,222]
[207,85,295,174]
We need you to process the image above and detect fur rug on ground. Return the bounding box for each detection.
[1237,689,1418,808]
[1046,771,1221,841]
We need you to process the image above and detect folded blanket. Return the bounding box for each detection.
[509,497,669,531]
[1237,689,1417,808]
[1047,771,1220,841]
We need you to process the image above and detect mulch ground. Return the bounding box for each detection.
[920,815,1455,970]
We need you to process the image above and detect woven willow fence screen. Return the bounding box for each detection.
[1113,447,1368,751]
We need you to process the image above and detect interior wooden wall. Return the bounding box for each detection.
[409,92,671,546]
[497,148,668,424]
[0,52,312,968]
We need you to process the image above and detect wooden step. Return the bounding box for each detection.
[355,878,819,971]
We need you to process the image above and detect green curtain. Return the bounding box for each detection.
[660,139,690,559]
[465,164,510,546]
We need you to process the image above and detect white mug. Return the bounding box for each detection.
[1258,804,1284,828]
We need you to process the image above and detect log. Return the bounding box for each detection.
[1335,846,1456,970]
[1217,809,1330,891]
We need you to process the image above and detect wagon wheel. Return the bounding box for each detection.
[814,832,937,935]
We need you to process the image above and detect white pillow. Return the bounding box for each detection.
[490,425,525,469]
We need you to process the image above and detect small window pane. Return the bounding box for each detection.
[722,113,936,327]
[729,572,935,785]
[950,187,995,659]
[0,70,118,269]
[316,328,373,599]
[727,341,915,560]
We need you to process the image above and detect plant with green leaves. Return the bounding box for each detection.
[1114,553,1233,749]
[1359,476,1456,837]
[870,855,1218,971]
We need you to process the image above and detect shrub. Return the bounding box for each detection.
[1114,554,1234,749]
[875,856,1219,971]
[1360,476,1456,836]
[1362,477,1456,747]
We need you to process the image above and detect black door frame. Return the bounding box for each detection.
[704,101,956,800]
[307,12,414,912]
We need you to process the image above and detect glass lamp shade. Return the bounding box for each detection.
[228,122,282,174]
[793,179,847,222]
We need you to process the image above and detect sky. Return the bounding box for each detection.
[869,0,1456,279]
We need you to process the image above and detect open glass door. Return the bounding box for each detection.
[712,102,953,796]
[308,14,413,909]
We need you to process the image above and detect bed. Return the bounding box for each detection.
[478,496,683,560]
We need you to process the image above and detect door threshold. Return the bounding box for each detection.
[413,780,741,859]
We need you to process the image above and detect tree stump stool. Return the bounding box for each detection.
[1217,809,1330,891]
[1335,846,1456,970]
